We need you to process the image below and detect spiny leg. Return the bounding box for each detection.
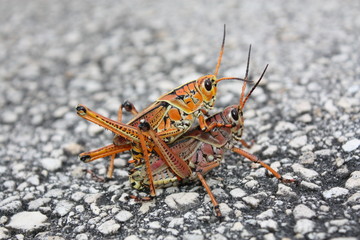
[79,144,132,163]
[137,124,156,198]
[197,172,221,217]
[232,147,298,184]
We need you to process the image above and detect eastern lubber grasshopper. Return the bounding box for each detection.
[76,26,250,197]
[127,63,298,217]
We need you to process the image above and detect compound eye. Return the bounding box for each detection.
[231,108,239,121]
[204,78,212,91]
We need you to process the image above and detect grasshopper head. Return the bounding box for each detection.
[196,74,218,109]
[222,105,245,141]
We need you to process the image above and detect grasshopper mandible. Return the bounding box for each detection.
[76,26,249,188]
[128,62,298,217]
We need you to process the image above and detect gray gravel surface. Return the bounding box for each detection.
[1,1,359,239]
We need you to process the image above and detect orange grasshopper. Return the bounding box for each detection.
[127,63,298,217]
[76,27,249,184]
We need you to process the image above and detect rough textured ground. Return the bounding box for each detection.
[0,1,359,239]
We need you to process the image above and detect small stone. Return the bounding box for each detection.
[54,200,74,216]
[7,211,48,231]
[148,221,161,229]
[299,152,316,165]
[219,203,232,216]
[275,121,297,132]
[0,216,7,224]
[44,188,64,198]
[230,188,247,198]
[165,192,199,210]
[289,135,307,148]
[256,209,274,220]
[347,192,360,204]
[276,184,297,197]
[324,100,337,115]
[40,158,62,171]
[27,175,40,186]
[75,233,88,240]
[63,142,84,155]
[98,220,120,235]
[300,181,321,190]
[88,124,104,136]
[263,233,276,240]
[345,171,360,189]
[230,222,244,231]
[1,111,18,124]
[297,114,312,123]
[323,187,349,199]
[292,163,319,180]
[183,233,204,240]
[210,234,227,240]
[295,101,312,114]
[342,139,360,152]
[139,201,155,214]
[258,219,278,231]
[53,106,69,118]
[293,204,315,219]
[0,196,22,213]
[242,196,261,208]
[83,193,103,204]
[0,227,9,239]
[124,235,141,240]
[71,192,86,202]
[294,219,315,234]
[28,198,51,210]
[263,145,278,156]
[115,210,133,222]
[315,149,332,156]
[168,218,184,228]
[329,219,349,226]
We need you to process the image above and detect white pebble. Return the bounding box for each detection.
[258,219,278,231]
[219,203,232,216]
[165,192,199,210]
[230,188,247,198]
[40,158,62,171]
[342,139,360,152]
[168,218,184,228]
[323,187,349,199]
[289,135,307,148]
[124,235,142,240]
[148,221,161,229]
[63,142,84,155]
[293,204,315,219]
[256,209,274,220]
[98,220,120,235]
[242,196,261,208]
[295,101,312,114]
[294,219,315,234]
[292,163,319,180]
[54,200,74,216]
[345,171,360,189]
[115,210,133,222]
[2,111,18,124]
[230,222,244,231]
[276,184,297,197]
[7,211,48,231]
[275,121,297,132]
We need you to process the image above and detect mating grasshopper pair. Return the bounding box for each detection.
[76,27,297,217]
